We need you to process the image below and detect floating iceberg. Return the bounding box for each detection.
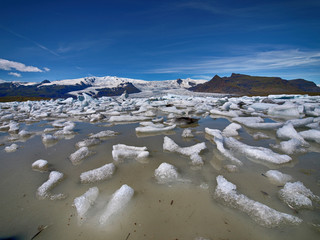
[74,187,99,221]
[205,128,242,165]
[265,170,292,185]
[286,117,314,127]
[108,115,152,123]
[224,137,292,165]
[222,123,242,137]
[163,136,206,165]
[272,138,308,155]
[76,138,101,148]
[36,171,66,200]
[182,128,194,138]
[214,175,302,227]
[80,163,116,183]
[267,103,302,118]
[32,159,49,172]
[69,147,91,165]
[276,123,307,143]
[135,122,176,133]
[233,117,283,130]
[99,184,134,225]
[4,143,18,153]
[154,162,179,183]
[299,129,320,143]
[112,144,149,162]
[210,109,240,118]
[89,130,118,139]
[279,181,320,209]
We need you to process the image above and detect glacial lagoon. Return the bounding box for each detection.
[0,93,320,240]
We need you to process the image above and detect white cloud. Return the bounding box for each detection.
[152,49,320,74]
[8,72,21,77]
[0,58,43,72]
[43,67,50,72]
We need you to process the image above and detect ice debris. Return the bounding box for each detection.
[222,123,242,137]
[112,144,149,162]
[182,128,194,138]
[279,181,320,210]
[224,137,292,165]
[214,175,302,227]
[76,138,101,148]
[154,162,179,183]
[265,170,292,185]
[299,129,320,143]
[233,117,283,130]
[267,103,302,118]
[135,122,176,133]
[108,115,152,123]
[74,187,99,221]
[4,143,18,153]
[89,130,118,139]
[80,163,116,183]
[99,184,134,225]
[163,136,206,165]
[276,123,307,144]
[36,171,66,200]
[32,159,49,172]
[69,147,91,165]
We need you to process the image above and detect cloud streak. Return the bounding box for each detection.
[151,49,320,74]
[0,58,43,72]
[8,72,21,77]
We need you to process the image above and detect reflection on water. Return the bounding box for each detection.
[0,117,319,240]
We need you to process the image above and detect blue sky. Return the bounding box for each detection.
[0,0,320,83]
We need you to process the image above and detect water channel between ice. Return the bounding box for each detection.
[0,98,320,240]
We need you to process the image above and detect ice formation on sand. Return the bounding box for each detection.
[99,184,134,225]
[4,143,18,153]
[36,171,66,200]
[154,162,179,183]
[74,187,99,221]
[135,122,176,133]
[279,181,320,210]
[112,144,149,162]
[222,123,242,137]
[205,128,242,165]
[32,159,49,172]
[163,136,206,165]
[80,163,116,183]
[224,137,292,165]
[69,147,91,165]
[89,130,118,139]
[265,170,292,185]
[214,175,302,227]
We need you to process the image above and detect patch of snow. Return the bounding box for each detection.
[112,144,149,162]
[80,163,116,183]
[36,171,66,200]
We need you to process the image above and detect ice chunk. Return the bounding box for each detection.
[76,138,101,148]
[232,116,264,125]
[163,136,206,165]
[89,130,118,139]
[299,129,320,143]
[267,103,301,118]
[4,143,18,153]
[276,123,307,144]
[223,164,239,173]
[210,109,239,118]
[279,181,320,209]
[112,144,149,162]
[252,132,270,140]
[205,128,242,166]
[36,171,66,200]
[108,115,152,123]
[80,163,116,183]
[224,137,292,165]
[74,187,99,220]
[182,128,194,138]
[265,170,292,185]
[233,117,283,130]
[286,117,314,127]
[99,184,134,225]
[214,175,302,227]
[154,162,179,183]
[135,123,176,133]
[42,134,57,144]
[32,159,49,172]
[18,129,32,138]
[222,123,241,137]
[8,121,19,133]
[69,147,91,165]
[272,138,307,155]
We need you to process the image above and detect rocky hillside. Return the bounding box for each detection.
[190,73,320,96]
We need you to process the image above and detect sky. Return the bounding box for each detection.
[0,0,320,84]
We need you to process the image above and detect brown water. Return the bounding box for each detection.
[0,117,320,240]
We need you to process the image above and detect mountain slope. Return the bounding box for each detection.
[190,73,320,95]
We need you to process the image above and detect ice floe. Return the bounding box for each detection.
[264,170,292,185]
[112,144,149,162]
[80,163,116,183]
[279,181,320,209]
[224,137,292,165]
[74,187,99,221]
[163,136,206,165]
[4,143,18,153]
[182,128,194,138]
[108,115,152,123]
[214,175,302,227]
[233,117,283,130]
[299,129,320,143]
[36,171,66,200]
[76,138,101,148]
[99,184,134,225]
[276,123,307,143]
[135,122,176,133]
[69,147,91,165]
[32,159,49,172]
[222,123,242,137]
[154,162,179,183]
[89,130,118,139]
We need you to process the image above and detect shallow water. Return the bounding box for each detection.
[0,116,320,240]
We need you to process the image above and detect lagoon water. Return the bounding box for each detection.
[0,94,320,240]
